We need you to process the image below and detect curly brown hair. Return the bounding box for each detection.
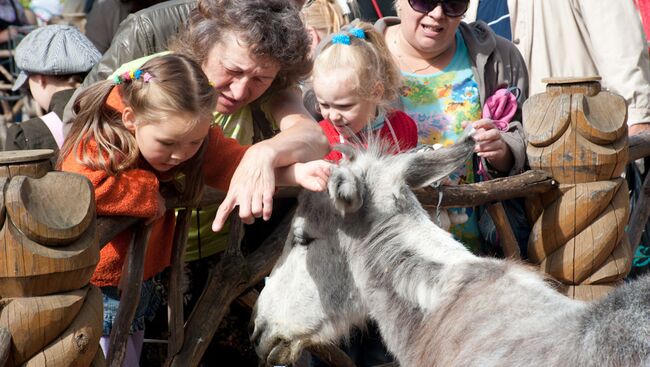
[171,0,313,97]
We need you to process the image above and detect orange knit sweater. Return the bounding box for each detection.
[62,126,248,287]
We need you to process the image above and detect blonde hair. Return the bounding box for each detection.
[302,0,347,35]
[58,54,217,203]
[312,21,401,110]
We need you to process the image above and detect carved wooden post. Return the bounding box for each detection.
[524,77,632,301]
[0,150,103,366]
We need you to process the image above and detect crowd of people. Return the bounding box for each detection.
[1,0,649,366]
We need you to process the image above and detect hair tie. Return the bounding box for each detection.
[331,33,351,45]
[113,69,153,85]
[349,27,366,39]
[142,72,153,82]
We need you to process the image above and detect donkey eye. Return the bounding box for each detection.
[293,233,315,247]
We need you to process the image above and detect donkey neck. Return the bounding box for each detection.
[341,211,477,365]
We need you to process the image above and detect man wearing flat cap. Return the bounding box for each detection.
[3,24,100,153]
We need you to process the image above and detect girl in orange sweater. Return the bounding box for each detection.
[58,54,329,364]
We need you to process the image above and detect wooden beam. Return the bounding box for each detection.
[106,222,151,367]
[416,170,556,208]
[628,132,650,163]
[485,202,521,259]
[308,345,357,367]
[628,167,650,256]
[167,209,192,360]
[168,208,294,366]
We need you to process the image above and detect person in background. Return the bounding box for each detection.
[4,24,100,153]
[466,0,650,136]
[0,0,32,43]
[377,0,529,253]
[301,0,350,119]
[303,0,348,55]
[85,0,167,53]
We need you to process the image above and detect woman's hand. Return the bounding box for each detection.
[291,160,332,192]
[212,143,276,232]
[465,119,513,173]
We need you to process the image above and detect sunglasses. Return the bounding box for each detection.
[407,0,469,17]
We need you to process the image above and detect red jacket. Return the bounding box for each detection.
[319,110,418,162]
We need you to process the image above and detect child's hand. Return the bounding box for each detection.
[294,160,332,192]
[146,192,167,225]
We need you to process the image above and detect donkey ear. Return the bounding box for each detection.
[404,136,475,189]
[328,166,364,215]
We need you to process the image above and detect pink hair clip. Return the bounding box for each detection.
[142,72,153,82]
[121,71,132,82]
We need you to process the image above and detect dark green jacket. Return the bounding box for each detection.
[83,0,196,86]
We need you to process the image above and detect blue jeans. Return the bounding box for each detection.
[101,278,162,336]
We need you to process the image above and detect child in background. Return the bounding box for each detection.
[5,24,100,152]
[301,0,351,119]
[309,21,413,367]
[312,22,417,162]
[58,54,330,366]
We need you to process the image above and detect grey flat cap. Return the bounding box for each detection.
[12,24,101,91]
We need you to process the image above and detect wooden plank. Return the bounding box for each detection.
[485,202,520,259]
[167,209,192,360]
[195,172,556,211]
[628,131,650,162]
[628,165,650,256]
[169,208,295,366]
[107,222,152,367]
[308,345,357,367]
[416,170,556,208]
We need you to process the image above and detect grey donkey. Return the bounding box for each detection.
[252,135,650,367]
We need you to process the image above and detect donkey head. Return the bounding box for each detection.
[252,136,475,366]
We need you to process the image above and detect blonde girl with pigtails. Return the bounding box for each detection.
[312,21,418,162]
[58,53,331,365]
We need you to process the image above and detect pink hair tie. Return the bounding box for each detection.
[142,72,153,82]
